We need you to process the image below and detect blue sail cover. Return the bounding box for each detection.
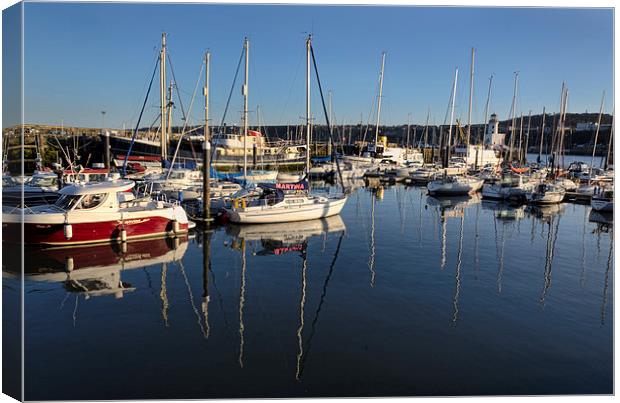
[311,156,332,163]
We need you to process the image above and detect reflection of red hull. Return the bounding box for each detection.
[4,236,189,275]
[3,217,189,245]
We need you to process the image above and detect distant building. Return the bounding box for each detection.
[576,122,598,132]
[484,113,506,146]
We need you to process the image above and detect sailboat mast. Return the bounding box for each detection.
[482,74,493,139]
[445,67,459,168]
[305,35,311,177]
[375,52,386,146]
[466,47,475,148]
[538,106,546,163]
[423,108,430,148]
[203,51,211,221]
[406,113,411,148]
[160,33,168,163]
[590,90,605,176]
[604,110,614,169]
[508,72,519,163]
[524,110,532,163]
[243,37,249,179]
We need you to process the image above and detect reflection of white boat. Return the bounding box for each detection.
[591,189,613,212]
[480,200,525,220]
[227,215,345,243]
[589,209,613,225]
[5,237,188,298]
[426,193,481,209]
[525,203,565,220]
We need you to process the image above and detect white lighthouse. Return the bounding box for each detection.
[484,113,505,147]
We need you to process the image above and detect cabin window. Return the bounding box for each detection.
[55,194,82,210]
[30,176,57,187]
[75,193,107,210]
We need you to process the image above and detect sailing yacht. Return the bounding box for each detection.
[225,36,347,224]
[525,183,566,205]
[426,68,483,197]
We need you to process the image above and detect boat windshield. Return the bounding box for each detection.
[30,176,58,188]
[169,172,187,180]
[2,177,17,187]
[55,194,82,210]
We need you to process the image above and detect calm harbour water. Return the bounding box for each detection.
[3,180,613,399]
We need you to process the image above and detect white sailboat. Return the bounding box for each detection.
[225,35,347,224]
[427,67,483,196]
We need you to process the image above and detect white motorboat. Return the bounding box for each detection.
[525,183,565,205]
[410,166,440,184]
[553,177,577,192]
[427,175,484,196]
[482,175,536,201]
[3,171,60,207]
[3,180,190,245]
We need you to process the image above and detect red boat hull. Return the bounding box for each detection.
[3,216,189,245]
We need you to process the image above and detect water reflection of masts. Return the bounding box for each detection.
[497,218,506,294]
[473,202,480,280]
[160,262,170,327]
[239,239,247,368]
[600,232,613,325]
[540,214,561,306]
[368,190,377,286]
[297,232,344,380]
[580,207,587,288]
[440,208,447,270]
[202,230,212,338]
[452,212,465,322]
[179,259,208,338]
[295,250,308,381]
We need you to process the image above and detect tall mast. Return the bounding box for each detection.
[604,110,614,169]
[466,47,475,148]
[590,91,605,173]
[538,106,546,163]
[167,82,173,145]
[559,87,569,170]
[305,35,311,177]
[517,114,523,164]
[406,113,411,148]
[482,74,493,140]
[242,37,249,179]
[445,67,459,168]
[524,110,532,164]
[203,51,211,221]
[327,90,333,157]
[423,108,430,148]
[160,32,167,163]
[375,52,386,146]
[508,72,519,163]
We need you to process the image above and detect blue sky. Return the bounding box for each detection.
[13,3,614,129]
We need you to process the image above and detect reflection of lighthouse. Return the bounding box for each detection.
[484,113,505,146]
